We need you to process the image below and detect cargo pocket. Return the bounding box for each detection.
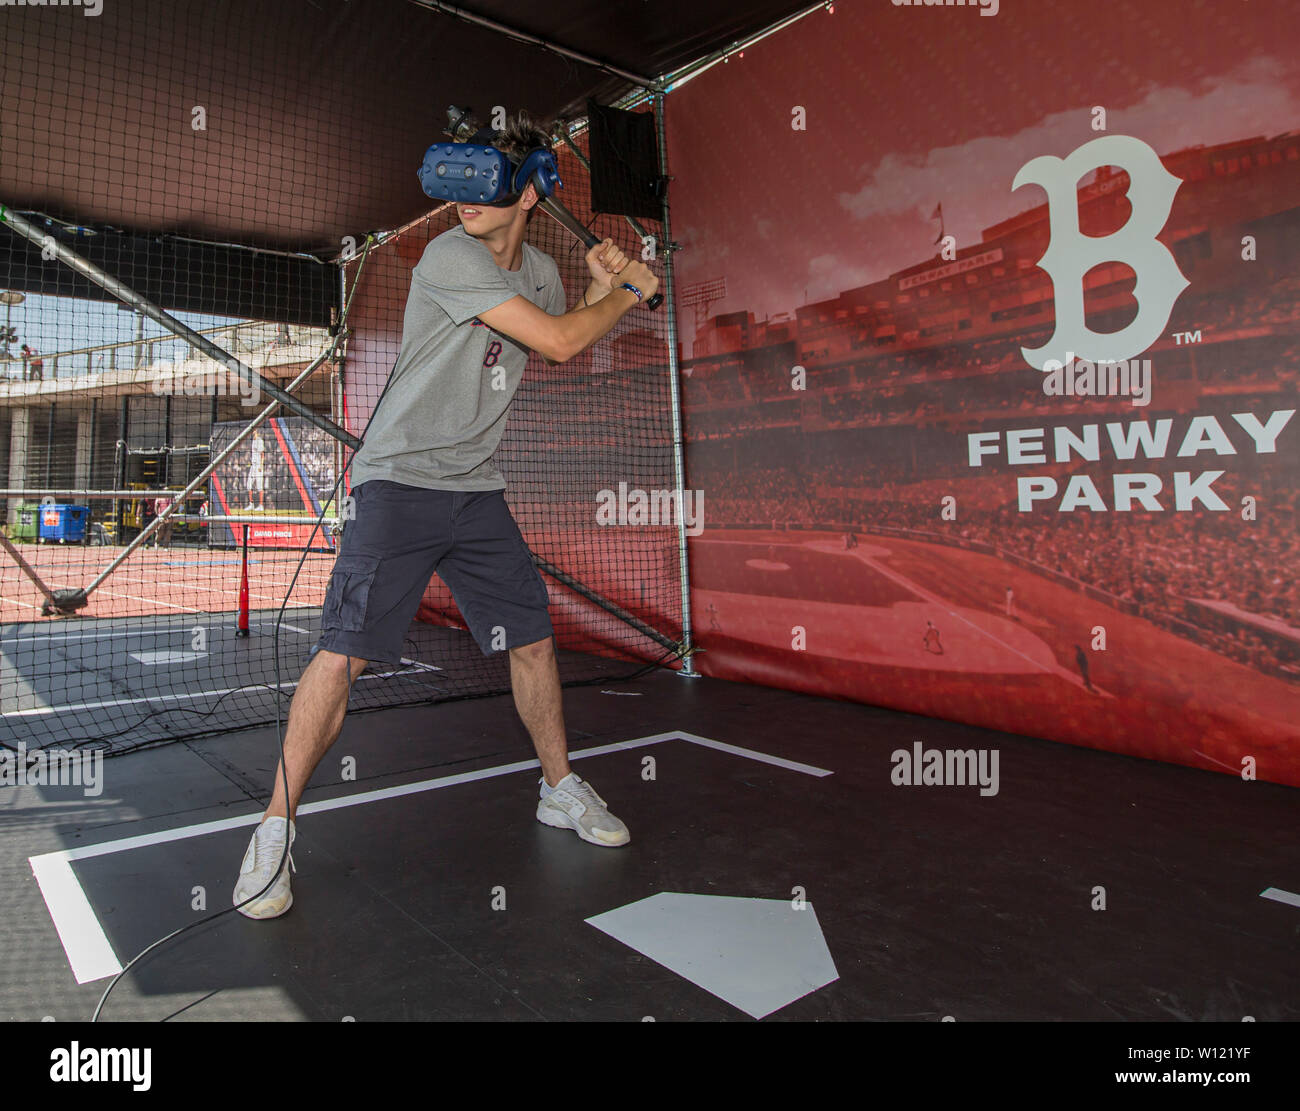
[528,560,551,609]
[322,553,382,633]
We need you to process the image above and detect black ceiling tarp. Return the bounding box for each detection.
[0,223,339,330]
[0,0,806,254]
[418,0,803,93]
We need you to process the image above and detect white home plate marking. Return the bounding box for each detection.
[587,892,838,1019]
[1260,887,1300,908]
[129,650,208,666]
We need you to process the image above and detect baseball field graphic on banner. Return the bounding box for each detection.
[208,417,339,550]
[666,1,1300,786]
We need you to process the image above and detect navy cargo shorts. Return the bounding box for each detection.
[314,480,553,664]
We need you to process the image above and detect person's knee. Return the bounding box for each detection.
[509,636,552,663]
[315,647,369,680]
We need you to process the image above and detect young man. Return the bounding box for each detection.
[234,112,660,919]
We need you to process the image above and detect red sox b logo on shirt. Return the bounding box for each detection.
[1013,134,1189,371]
[471,318,504,368]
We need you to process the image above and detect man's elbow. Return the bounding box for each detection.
[543,324,578,364]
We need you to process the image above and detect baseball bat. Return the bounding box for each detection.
[535,195,664,311]
[235,524,250,638]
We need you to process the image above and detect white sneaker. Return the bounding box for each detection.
[536,773,630,846]
[233,816,296,919]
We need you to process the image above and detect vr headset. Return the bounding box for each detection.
[417,105,562,207]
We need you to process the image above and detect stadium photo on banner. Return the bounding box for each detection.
[0,0,1295,1087]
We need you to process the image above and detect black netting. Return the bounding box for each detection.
[0,3,684,757]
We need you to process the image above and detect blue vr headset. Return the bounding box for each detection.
[417,142,562,206]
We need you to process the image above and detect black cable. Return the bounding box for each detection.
[92,236,392,1022]
[89,431,378,1021]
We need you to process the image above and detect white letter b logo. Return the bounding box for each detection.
[1013,135,1188,370]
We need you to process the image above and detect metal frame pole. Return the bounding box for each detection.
[653,89,697,677]
[0,528,61,609]
[335,264,347,501]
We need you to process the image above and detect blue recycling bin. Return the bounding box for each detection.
[38,504,89,544]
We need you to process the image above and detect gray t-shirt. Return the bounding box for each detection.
[349,224,566,491]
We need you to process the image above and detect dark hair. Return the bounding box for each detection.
[494,109,553,163]
[495,109,554,218]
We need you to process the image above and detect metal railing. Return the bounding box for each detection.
[1,320,330,381]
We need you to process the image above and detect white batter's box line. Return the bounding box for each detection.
[0,616,320,646]
[27,731,833,984]
[3,664,430,719]
[1260,887,1300,909]
[673,731,834,777]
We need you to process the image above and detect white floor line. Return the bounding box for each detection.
[0,593,41,611]
[28,854,128,985]
[369,657,443,675]
[1260,887,1300,908]
[28,731,832,983]
[0,620,314,646]
[5,667,391,718]
[673,731,834,776]
[3,627,173,645]
[92,588,204,614]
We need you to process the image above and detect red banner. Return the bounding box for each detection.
[667,0,1300,785]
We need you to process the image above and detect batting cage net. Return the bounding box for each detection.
[0,13,683,758]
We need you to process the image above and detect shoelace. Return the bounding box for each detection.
[562,779,606,810]
[254,825,296,875]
